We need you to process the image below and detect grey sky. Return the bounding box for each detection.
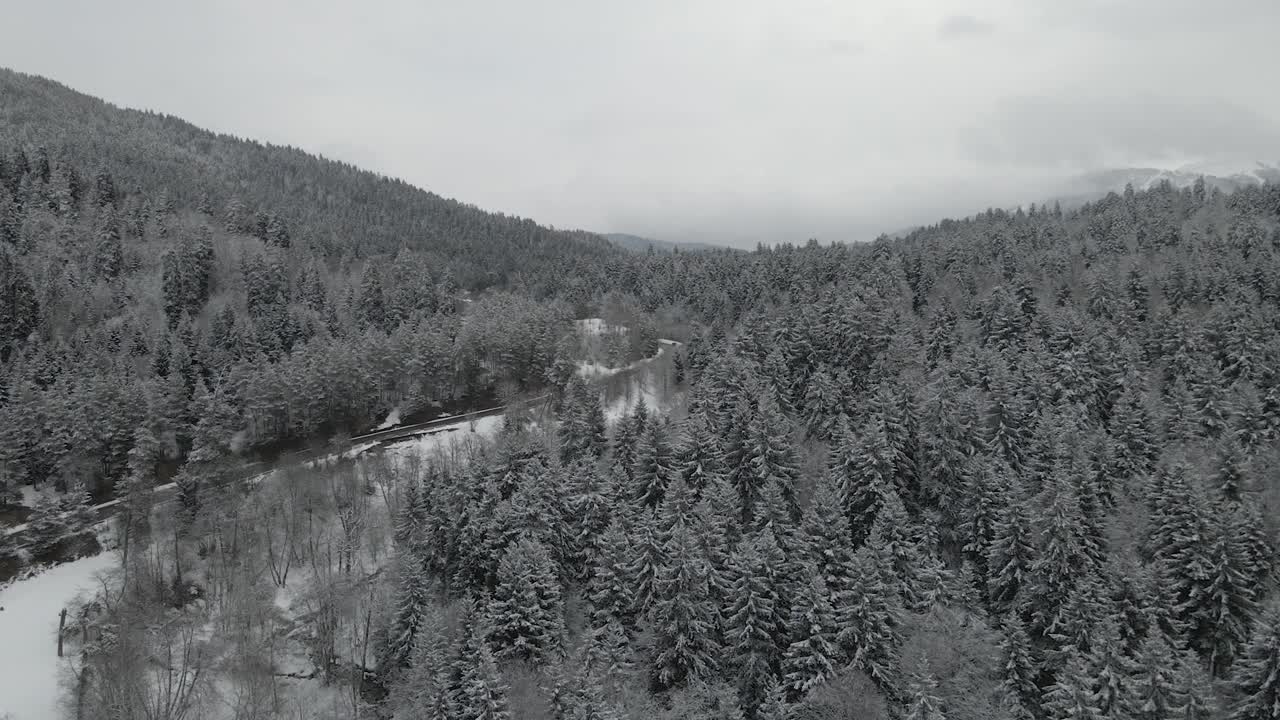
[4,0,1279,247]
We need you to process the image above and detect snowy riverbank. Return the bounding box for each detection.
[0,553,117,720]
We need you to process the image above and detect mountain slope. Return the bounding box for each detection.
[0,69,630,508]
[0,68,618,287]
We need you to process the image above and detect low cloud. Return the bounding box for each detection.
[961,94,1280,171]
[3,0,1280,248]
[938,14,995,38]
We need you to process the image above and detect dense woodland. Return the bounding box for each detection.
[2,69,1280,720]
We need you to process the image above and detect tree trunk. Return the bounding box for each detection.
[57,607,67,657]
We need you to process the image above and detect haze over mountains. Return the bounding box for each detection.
[7,0,1279,251]
[618,160,1280,249]
[604,233,734,254]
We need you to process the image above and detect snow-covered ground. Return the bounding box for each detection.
[574,317,622,337]
[0,552,117,720]
[577,360,623,379]
[577,339,679,380]
[604,376,663,424]
[383,414,503,463]
[0,401,526,720]
[593,337,680,424]
[374,405,403,430]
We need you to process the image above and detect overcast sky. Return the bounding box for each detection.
[4,0,1280,247]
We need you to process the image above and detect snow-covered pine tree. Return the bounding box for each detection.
[612,417,640,485]
[846,415,898,547]
[486,536,565,664]
[1142,462,1202,566]
[1229,605,1280,720]
[1103,558,1157,657]
[675,410,728,495]
[1176,647,1217,720]
[461,644,513,720]
[755,676,793,720]
[904,657,947,720]
[583,617,635,683]
[693,478,738,616]
[659,475,698,541]
[781,572,840,701]
[26,489,68,558]
[1211,432,1248,502]
[566,459,615,582]
[835,545,904,696]
[999,615,1041,717]
[449,477,504,593]
[1029,470,1094,634]
[566,668,622,720]
[741,394,802,524]
[581,382,609,459]
[1123,631,1186,720]
[752,480,809,610]
[725,528,788,715]
[1180,501,1259,676]
[651,521,721,688]
[586,521,637,631]
[800,365,844,441]
[864,490,929,608]
[626,509,664,618]
[632,419,675,508]
[381,551,434,671]
[393,477,423,548]
[557,374,587,462]
[632,394,650,434]
[1085,619,1132,717]
[723,397,757,522]
[390,607,452,720]
[959,458,1009,595]
[800,470,853,594]
[116,420,159,570]
[1041,652,1104,720]
[1045,571,1108,673]
[983,364,1034,474]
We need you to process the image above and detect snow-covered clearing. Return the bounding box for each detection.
[577,360,623,379]
[574,317,622,337]
[382,414,503,464]
[576,338,679,380]
[0,552,117,720]
[605,377,663,424]
[374,405,403,430]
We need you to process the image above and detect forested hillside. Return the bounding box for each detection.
[0,68,658,516]
[0,68,616,281]
[353,179,1280,719]
[4,70,1280,720]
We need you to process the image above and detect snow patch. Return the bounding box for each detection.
[576,340,678,380]
[374,405,403,431]
[385,415,504,463]
[574,318,622,337]
[605,379,662,425]
[0,553,117,720]
[577,361,624,380]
